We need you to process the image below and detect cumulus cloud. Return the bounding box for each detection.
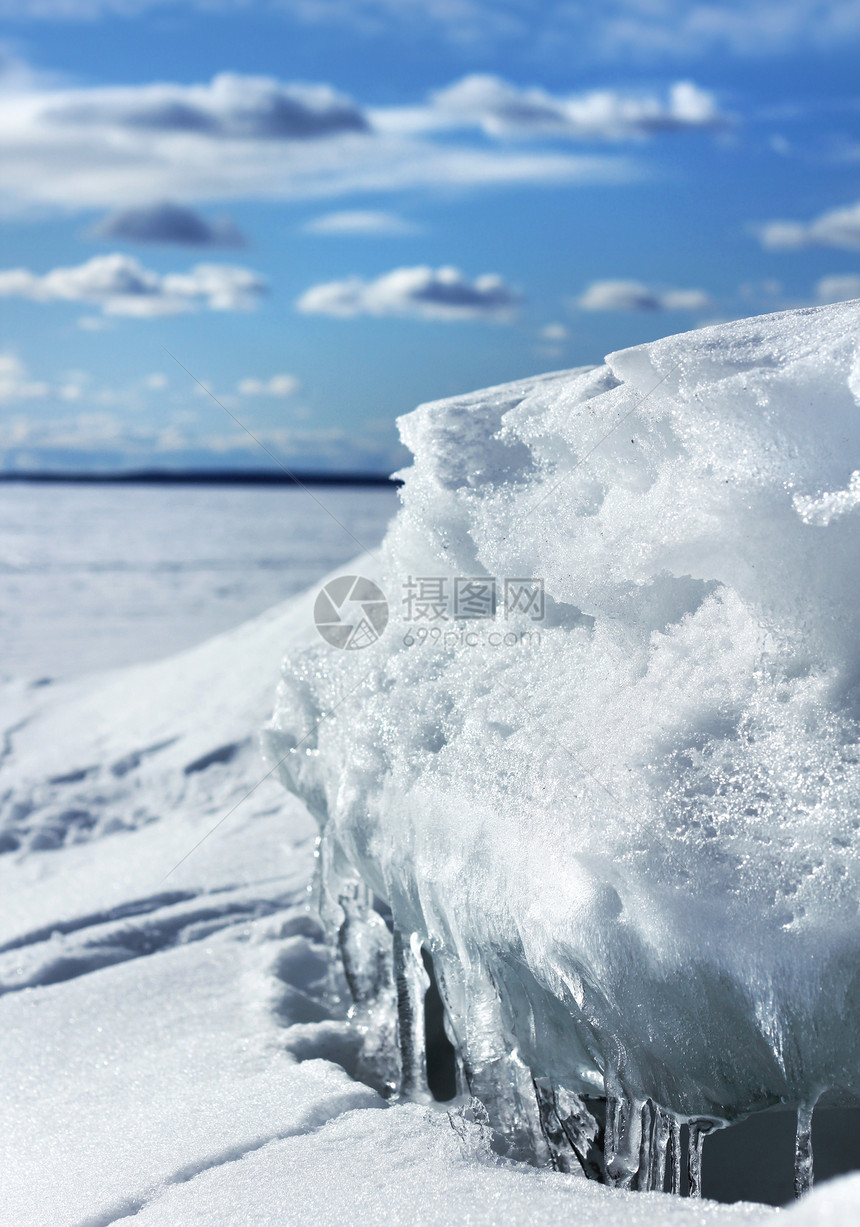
[303,210,419,235]
[0,69,661,213]
[93,202,244,247]
[297,265,519,320]
[421,76,725,140]
[816,274,860,303]
[0,253,267,317]
[51,74,369,140]
[576,279,712,312]
[237,374,299,397]
[757,201,860,251]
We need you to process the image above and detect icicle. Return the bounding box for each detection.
[450,964,550,1165]
[667,1117,682,1195]
[688,1119,715,1198]
[794,1100,817,1199]
[605,1094,643,1189]
[465,1051,550,1165]
[533,1079,578,1173]
[338,881,392,1006]
[648,1107,672,1193]
[634,1100,654,1191]
[426,953,469,1100]
[393,928,431,1100]
[452,1047,470,1099]
[605,1095,622,1181]
[335,879,399,1094]
[554,1087,606,1183]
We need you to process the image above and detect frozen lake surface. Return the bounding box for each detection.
[0,482,398,680]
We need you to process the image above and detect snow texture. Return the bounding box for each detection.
[0,556,777,1225]
[269,299,860,1194]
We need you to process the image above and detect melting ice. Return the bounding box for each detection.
[267,300,860,1197]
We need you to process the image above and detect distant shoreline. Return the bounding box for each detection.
[0,469,403,488]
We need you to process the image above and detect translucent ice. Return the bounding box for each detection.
[268,300,860,1193]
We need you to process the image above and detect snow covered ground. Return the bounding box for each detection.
[0,566,782,1227]
[5,310,860,1224]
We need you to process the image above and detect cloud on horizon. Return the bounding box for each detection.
[0,253,268,316]
[756,200,860,251]
[0,410,405,475]
[297,265,519,320]
[0,352,88,404]
[575,279,712,312]
[0,353,49,403]
[237,374,299,397]
[816,274,860,302]
[93,202,245,247]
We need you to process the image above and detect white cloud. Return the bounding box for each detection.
[0,70,657,214]
[0,409,406,474]
[237,374,300,397]
[576,279,712,312]
[816,274,860,303]
[757,201,860,251]
[297,265,519,320]
[48,73,369,140]
[77,315,114,331]
[0,352,92,405]
[540,322,568,341]
[0,353,50,403]
[418,76,725,140]
[303,210,419,235]
[0,410,167,455]
[0,253,267,317]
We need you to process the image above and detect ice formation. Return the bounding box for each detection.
[267,300,860,1198]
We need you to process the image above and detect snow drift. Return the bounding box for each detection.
[268,300,860,1196]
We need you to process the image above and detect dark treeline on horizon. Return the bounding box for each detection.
[0,469,403,488]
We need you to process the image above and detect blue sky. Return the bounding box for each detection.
[1,0,860,473]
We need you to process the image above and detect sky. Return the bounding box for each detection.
[1,1,860,474]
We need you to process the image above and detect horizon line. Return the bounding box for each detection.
[0,468,403,488]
